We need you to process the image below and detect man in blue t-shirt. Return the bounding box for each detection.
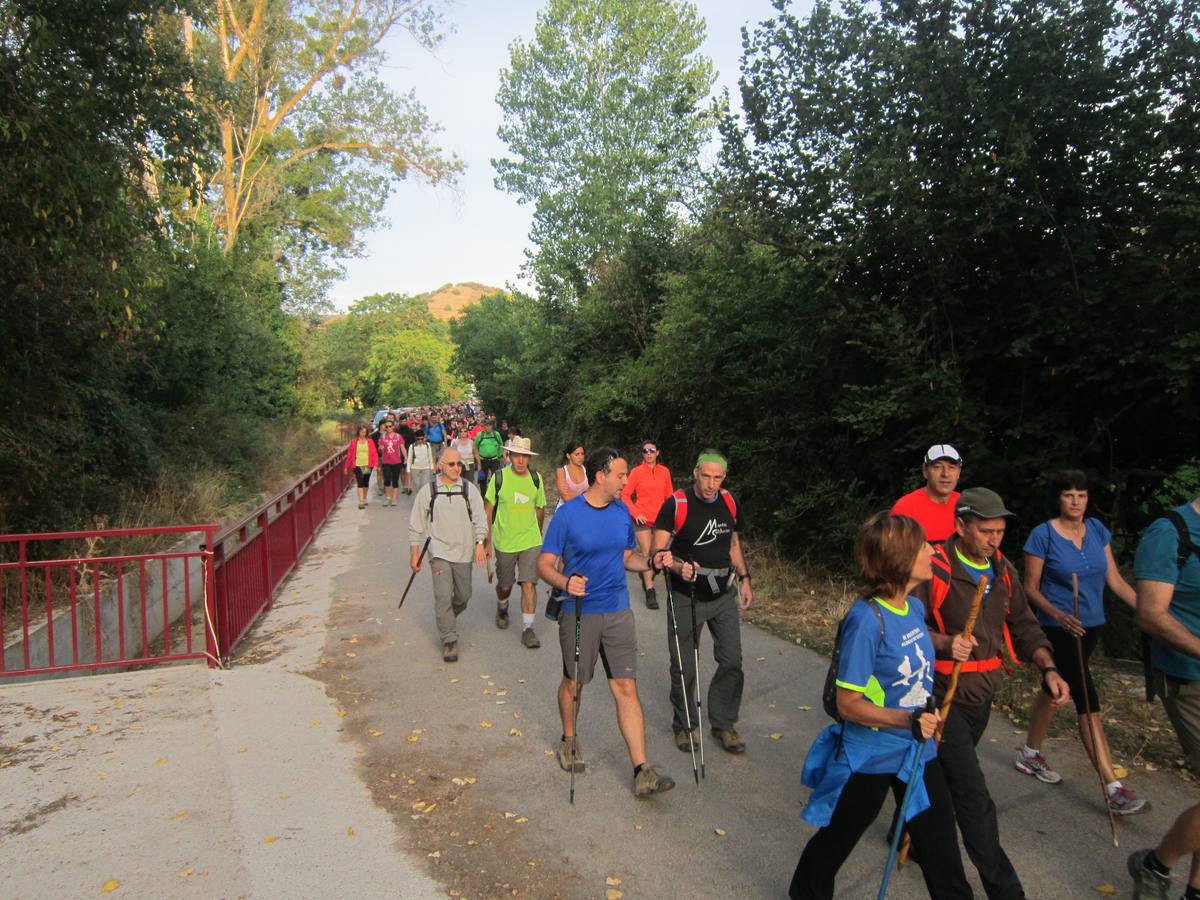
[537,446,680,799]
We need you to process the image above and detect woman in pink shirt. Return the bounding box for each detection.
[376,421,406,507]
[622,440,673,609]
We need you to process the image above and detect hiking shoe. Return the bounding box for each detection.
[675,729,697,752]
[442,642,458,663]
[495,603,509,629]
[634,764,675,798]
[712,727,746,754]
[521,627,540,649]
[357,501,365,509]
[1109,785,1150,816]
[1127,848,1171,899]
[1014,748,1062,784]
[645,587,659,610]
[558,736,585,773]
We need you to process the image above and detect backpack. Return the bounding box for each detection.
[822,598,885,722]
[488,467,542,525]
[1142,510,1200,701]
[476,431,503,459]
[670,488,738,535]
[927,544,1019,674]
[427,480,476,523]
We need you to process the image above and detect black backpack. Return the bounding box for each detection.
[427,480,476,522]
[1143,509,1200,701]
[822,598,885,722]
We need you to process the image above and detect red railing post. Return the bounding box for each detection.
[204,525,221,668]
[258,509,271,605]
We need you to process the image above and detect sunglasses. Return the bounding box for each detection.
[643,448,657,454]
[444,461,463,468]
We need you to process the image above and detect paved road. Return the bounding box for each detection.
[2,484,1197,898]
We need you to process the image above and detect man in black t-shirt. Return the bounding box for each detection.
[652,449,754,756]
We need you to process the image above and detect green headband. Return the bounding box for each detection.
[695,453,728,470]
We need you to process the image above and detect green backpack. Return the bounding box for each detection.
[476,431,503,459]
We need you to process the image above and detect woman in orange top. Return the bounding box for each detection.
[622,440,673,609]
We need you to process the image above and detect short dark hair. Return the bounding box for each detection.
[586,446,623,482]
[562,439,584,462]
[1051,469,1090,498]
[856,512,926,602]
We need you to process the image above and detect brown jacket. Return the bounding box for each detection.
[915,535,1051,706]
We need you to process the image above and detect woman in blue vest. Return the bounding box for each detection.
[790,512,972,899]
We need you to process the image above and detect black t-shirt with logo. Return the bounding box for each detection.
[654,487,744,599]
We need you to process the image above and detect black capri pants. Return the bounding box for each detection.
[1041,624,1102,714]
[381,463,403,488]
[353,466,372,489]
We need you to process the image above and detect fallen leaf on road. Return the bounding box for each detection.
[510,728,523,737]
[518,679,525,684]
[606,877,622,886]
[424,803,437,812]
[480,674,491,679]
[504,812,517,819]
[263,836,278,845]
[346,827,356,837]
[768,703,777,708]
[467,840,478,846]
[345,652,357,658]
[496,701,507,705]
[50,745,61,752]
[464,777,477,784]
[349,637,359,644]
[178,869,193,878]
[798,705,812,711]
[756,657,766,661]
[413,801,427,810]
[407,735,419,743]
[319,657,331,665]
[770,733,783,740]
[515,817,528,824]
[452,777,467,786]
[1093,885,1116,895]
[1113,766,1128,779]
[483,689,494,696]
[634,824,643,831]
[450,678,460,684]
[450,831,460,837]
[96,770,108,778]
[155,757,168,765]
[606,891,624,900]
[714,827,727,836]
[497,690,508,696]
[480,721,493,728]
[88,724,99,733]
[543,749,554,757]
[336,711,347,718]
[173,809,187,820]
[238,746,248,752]
[311,720,321,726]
[369,729,384,737]
[101,879,120,892]
[428,850,441,859]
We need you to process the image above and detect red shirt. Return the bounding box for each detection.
[890,487,961,543]
[622,463,673,524]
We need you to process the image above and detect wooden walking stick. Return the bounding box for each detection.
[898,574,988,866]
[1074,573,1120,847]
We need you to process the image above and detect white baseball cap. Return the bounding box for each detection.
[924,444,962,465]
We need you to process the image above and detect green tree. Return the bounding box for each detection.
[494,0,715,303]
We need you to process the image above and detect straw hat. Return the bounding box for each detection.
[503,436,539,456]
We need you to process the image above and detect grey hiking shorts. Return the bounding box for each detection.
[495,546,540,589]
[557,608,638,685]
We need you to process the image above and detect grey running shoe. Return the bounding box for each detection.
[521,627,540,649]
[495,603,509,629]
[645,587,659,610]
[1014,748,1063,784]
[1127,848,1171,899]
[558,736,584,773]
[712,727,746,754]
[634,764,675,798]
[442,642,457,663]
[357,501,365,509]
[1109,785,1150,816]
[675,729,697,752]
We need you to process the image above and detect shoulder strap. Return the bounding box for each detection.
[671,489,688,535]
[719,489,738,521]
[489,468,503,525]
[1165,510,1200,571]
[929,544,952,632]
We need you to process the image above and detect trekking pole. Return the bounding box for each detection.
[569,574,584,805]
[398,538,432,610]
[898,574,987,866]
[879,696,937,900]
[665,572,700,784]
[689,558,706,780]
[1075,573,1119,847]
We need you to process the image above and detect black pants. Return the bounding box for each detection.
[1042,625,1102,714]
[381,463,403,488]
[353,466,371,488]
[789,758,972,899]
[666,584,744,732]
[938,701,1025,900]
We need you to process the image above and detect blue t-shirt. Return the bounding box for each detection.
[426,423,444,443]
[1135,503,1200,681]
[835,596,937,768]
[1024,518,1112,628]
[541,496,635,615]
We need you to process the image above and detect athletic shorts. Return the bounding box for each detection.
[353,466,371,488]
[381,463,403,488]
[1041,625,1101,714]
[495,546,539,588]
[557,608,638,685]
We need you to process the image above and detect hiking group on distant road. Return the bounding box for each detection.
[346,405,1200,899]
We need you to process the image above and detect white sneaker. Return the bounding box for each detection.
[1014,748,1063,784]
[1108,785,1149,816]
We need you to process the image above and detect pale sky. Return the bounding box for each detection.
[330,0,802,309]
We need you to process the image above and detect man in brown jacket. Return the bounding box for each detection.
[916,487,1071,900]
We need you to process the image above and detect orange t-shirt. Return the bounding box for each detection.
[890,487,961,543]
[622,463,673,524]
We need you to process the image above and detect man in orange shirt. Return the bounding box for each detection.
[890,444,963,543]
[622,440,673,609]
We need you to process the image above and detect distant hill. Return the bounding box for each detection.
[423,282,506,322]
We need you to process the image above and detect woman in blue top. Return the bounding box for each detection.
[789,512,972,900]
[1015,471,1144,814]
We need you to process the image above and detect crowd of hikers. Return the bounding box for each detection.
[344,405,1200,899]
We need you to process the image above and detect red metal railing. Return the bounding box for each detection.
[0,447,351,679]
[0,525,219,678]
[209,448,350,661]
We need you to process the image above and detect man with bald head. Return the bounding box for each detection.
[410,448,488,663]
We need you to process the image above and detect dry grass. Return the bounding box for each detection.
[743,538,1196,785]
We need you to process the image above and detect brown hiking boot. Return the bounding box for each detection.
[712,727,746,754]
[557,735,585,773]
[674,729,697,752]
[634,764,675,798]
[644,586,659,610]
[442,642,458,663]
[521,627,540,649]
[495,603,509,629]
